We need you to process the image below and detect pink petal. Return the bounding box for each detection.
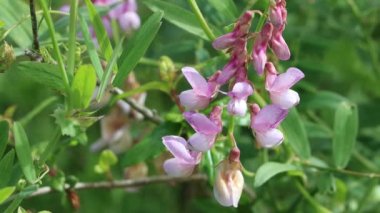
[265,62,278,90]
[229,82,254,99]
[188,133,216,152]
[212,33,236,50]
[227,99,248,117]
[163,158,195,177]
[118,12,140,31]
[179,90,210,111]
[183,112,220,135]
[252,50,267,75]
[270,89,300,109]
[162,136,193,163]
[182,67,210,97]
[256,128,284,148]
[270,67,305,92]
[216,61,238,85]
[270,30,290,60]
[252,104,288,132]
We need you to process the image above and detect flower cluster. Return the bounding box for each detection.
[162,0,304,207]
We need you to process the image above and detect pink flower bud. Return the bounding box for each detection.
[118,11,140,32]
[270,28,290,60]
[212,33,236,50]
[213,159,244,207]
[252,23,273,75]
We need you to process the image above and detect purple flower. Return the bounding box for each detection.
[184,106,222,152]
[252,23,273,75]
[179,67,214,111]
[269,0,287,28]
[162,136,201,177]
[250,104,288,148]
[227,81,254,116]
[266,67,305,109]
[118,11,141,32]
[270,26,290,61]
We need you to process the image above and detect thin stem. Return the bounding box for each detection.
[294,181,331,213]
[29,0,40,52]
[67,0,79,79]
[254,0,270,33]
[38,0,70,92]
[6,174,207,203]
[187,0,216,41]
[252,92,267,107]
[19,96,58,126]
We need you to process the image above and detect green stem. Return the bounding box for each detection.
[254,0,270,32]
[67,0,79,79]
[252,92,267,107]
[19,96,58,126]
[187,0,216,41]
[294,181,331,213]
[38,0,70,92]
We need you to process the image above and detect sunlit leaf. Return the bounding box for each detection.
[333,102,358,168]
[0,186,15,204]
[71,65,97,109]
[254,162,299,187]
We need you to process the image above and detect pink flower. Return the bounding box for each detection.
[250,104,288,148]
[184,106,222,152]
[179,67,215,111]
[252,23,273,75]
[269,0,287,28]
[213,148,244,207]
[270,26,290,60]
[162,136,201,177]
[227,81,254,116]
[266,66,305,109]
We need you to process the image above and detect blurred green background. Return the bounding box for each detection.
[1,0,380,212]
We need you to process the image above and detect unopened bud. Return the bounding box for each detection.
[0,42,15,72]
[159,56,176,82]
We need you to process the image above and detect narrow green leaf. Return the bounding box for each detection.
[142,0,209,40]
[122,122,180,166]
[97,37,125,100]
[78,13,104,80]
[10,62,64,91]
[333,102,359,168]
[114,11,163,86]
[0,186,15,204]
[0,120,9,158]
[84,0,114,61]
[0,150,15,187]
[208,0,238,21]
[254,162,299,187]
[305,91,347,110]
[282,108,311,160]
[13,122,36,183]
[67,0,80,79]
[71,65,97,109]
[4,197,22,213]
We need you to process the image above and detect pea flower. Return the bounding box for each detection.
[227,81,254,116]
[214,148,244,207]
[162,136,201,177]
[179,67,216,111]
[265,63,305,109]
[250,104,288,148]
[252,23,273,75]
[184,106,222,152]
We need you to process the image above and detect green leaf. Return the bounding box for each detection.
[121,122,180,166]
[0,186,15,204]
[70,65,97,109]
[254,162,299,187]
[333,102,359,168]
[97,37,124,100]
[10,62,64,91]
[142,0,209,40]
[114,81,170,101]
[282,108,311,160]
[0,150,15,187]
[13,122,36,183]
[78,13,104,80]
[95,150,118,174]
[84,0,114,61]
[113,11,163,86]
[0,120,9,158]
[305,91,347,110]
[208,0,238,21]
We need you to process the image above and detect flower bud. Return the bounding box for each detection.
[0,42,15,72]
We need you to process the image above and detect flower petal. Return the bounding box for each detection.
[183,112,220,134]
[252,50,267,75]
[182,67,210,97]
[212,33,236,50]
[216,61,238,85]
[270,89,300,109]
[188,132,216,152]
[227,99,248,117]
[118,12,141,31]
[179,90,210,111]
[256,128,284,148]
[162,136,193,162]
[163,158,195,177]
[229,82,254,99]
[252,104,288,132]
[269,67,305,92]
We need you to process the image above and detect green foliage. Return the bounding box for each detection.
[0,150,15,187]
[114,11,163,86]
[0,187,15,204]
[0,120,9,158]
[13,122,36,183]
[95,150,118,174]
[254,162,299,187]
[70,65,97,109]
